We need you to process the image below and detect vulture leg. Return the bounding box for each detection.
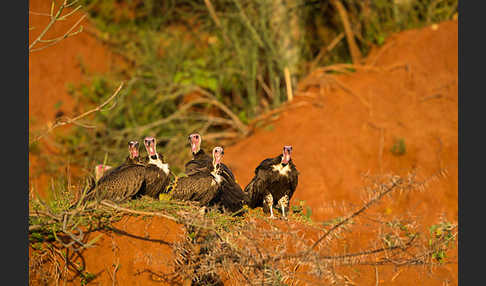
[264,193,275,219]
[278,195,289,219]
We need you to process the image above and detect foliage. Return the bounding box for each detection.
[429,220,456,263]
[27,0,458,175]
[391,137,407,156]
[53,0,457,174]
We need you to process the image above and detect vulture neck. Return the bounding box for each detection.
[211,164,222,184]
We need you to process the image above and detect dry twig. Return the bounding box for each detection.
[30,82,124,145]
[29,0,86,53]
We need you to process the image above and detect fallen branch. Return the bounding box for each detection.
[193,87,249,136]
[99,200,178,222]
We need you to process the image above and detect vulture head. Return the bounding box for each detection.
[188,133,201,154]
[281,145,293,165]
[212,146,224,169]
[128,140,140,160]
[144,136,158,160]
[95,164,112,181]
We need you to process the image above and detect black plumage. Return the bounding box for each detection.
[171,146,223,206]
[86,164,148,202]
[245,146,299,219]
[185,149,212,176]
[211,166,249,213]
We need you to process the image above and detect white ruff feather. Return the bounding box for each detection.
[272,163,291,176]
[149,158,170,175]
[211,169,222,184]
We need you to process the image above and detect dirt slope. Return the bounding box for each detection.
[226,20,457,223]
[223,19,458,285]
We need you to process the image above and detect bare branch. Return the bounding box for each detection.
[123,87,249,137]
[30,82,124,145]
[99,200,178,222]
[29,0,86,53]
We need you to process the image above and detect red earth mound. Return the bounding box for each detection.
[29,1,458,282]
[224,19,458,285]
[227,20,457,232]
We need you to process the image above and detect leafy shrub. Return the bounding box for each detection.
[58,0,456,171]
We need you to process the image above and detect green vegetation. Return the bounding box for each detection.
[48,0,457,174]
[429,221,456,263]
[391,137,407,156]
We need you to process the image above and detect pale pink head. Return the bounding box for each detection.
[144,137,157,159]
[95,164,112,181]
[281,145,293,164]
[212,146,224,167]
[188,133,201,154]
[128,140,140,159]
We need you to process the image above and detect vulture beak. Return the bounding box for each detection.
[282,145,292,165]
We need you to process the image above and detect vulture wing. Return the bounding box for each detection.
[88,164,147,202]
[171,171,219,206]
[212,166,248,212]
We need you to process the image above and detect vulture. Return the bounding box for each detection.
[185,133,235,180]
[184,134,248,212]
[209,147,249,213]
[84,163,147,203]
[245,146,299,219]
[184,133,212,176]
[139,136,171,198]
[124,140,144,166]
[83,137,170,203]
[171,146,224,206]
